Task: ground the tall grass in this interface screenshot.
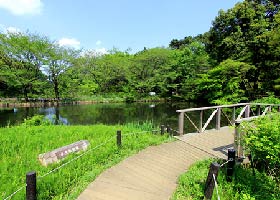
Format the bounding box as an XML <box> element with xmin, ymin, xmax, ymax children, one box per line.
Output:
<box><xmin>172</xmin><ymin>159</ymin><xmax>280</xmax><ymax>200</ymax></box>
<box><xmin>0</xmin><ymin>122</ymin><xmax>171</xmax><ymax>199</ymax></box>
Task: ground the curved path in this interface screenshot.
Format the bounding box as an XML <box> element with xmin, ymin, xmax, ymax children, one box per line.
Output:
<box><xmin>77</xmin><ymin>127</ymin><xmax>234</xmax><ymax>200</ymax></box>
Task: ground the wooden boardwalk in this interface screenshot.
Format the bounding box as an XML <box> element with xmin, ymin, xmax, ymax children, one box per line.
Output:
<box><xmin>77</xmin><ymin>127</ymin><xmax>234</xmax><ymax>200</ymax></box>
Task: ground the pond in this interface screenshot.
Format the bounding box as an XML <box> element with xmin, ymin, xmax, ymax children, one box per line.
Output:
<box><xmin>0</xmin><ymin>102</ymin><xmax>221</xmax><ymax>133</ymax></box>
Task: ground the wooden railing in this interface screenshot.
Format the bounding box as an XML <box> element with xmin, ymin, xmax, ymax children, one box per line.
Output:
<box><xmin>176</xmin><ymin>103</ymin><xmax>280</xmax><ymax>135</ymax></box>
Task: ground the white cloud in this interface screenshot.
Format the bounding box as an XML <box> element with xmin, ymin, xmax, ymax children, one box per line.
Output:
<box><xmin>0</xmin><ymin>24</ymin><xmax>21</xmax><ymax>34</ymax></box>
<box><xmin>81</xmin><ymin>48</ymin><xmax>108</xmax><ymax>57</ymax></box>
<box><xmin>96</xmin><ymin>40</ymin><xmax>102</xmax><ymax>46</ymax></box>
<box><xmin>95</xmin><ymin>47</ymin><xmax>108</xmax><ymax>55</ymax></box>
<box><xmin>6</xmin><ymin>26</ymin><xmax>21</xmax><ymax>33</ymax></box>
<box><xmin>0</xmin><ymin>0</ymin><xmax>43</xmax><ymax>15</ymax></box>
<box><xmin>58</xmin><ymin>37</ymin><xmax>81</xmax><ymax>49</ymax></box>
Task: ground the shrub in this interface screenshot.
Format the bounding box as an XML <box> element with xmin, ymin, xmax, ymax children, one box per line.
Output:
<box><xmin>241</xmin><ymin>113</ymin><xmax>280</xmax><ymax>181</ymax></box>
<box><xmin>253</xmin><ymin>93</ymin><xmax>280</xmax><ymax>104</ymax></box>
<box><xmin>21</xmin><ymin>115</ymin><xmax>52</xmax><ymax>126</ymax></box>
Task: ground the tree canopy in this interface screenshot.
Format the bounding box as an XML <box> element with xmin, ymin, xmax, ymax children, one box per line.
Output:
<box><xmin>1</xmin><ymin>0</ymin><xmax>279</xmax><ymax>104</ymax></box>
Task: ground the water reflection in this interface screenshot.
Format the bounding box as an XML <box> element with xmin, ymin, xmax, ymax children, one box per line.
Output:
<box><xmin>42</xmin><ymin>107</ymin><xmax>69</xmax><ymax>125</ymax></box>
<box><xmin>0</xmin><ymin>102</ymin><xmax>206</xmax><ymax>132</ymax></box>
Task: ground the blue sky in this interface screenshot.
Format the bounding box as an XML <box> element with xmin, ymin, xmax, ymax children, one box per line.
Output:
<box><xmin>0</xmin><ymin>0</ymin><xmax>242</xmax><ymax>53</ymax></box>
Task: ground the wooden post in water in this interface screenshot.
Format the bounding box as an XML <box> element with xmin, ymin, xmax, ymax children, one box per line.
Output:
<box><xmin>204</xmin><ymin>162</ymin><xmax>220</xmax><ymax>200</ymax></box>
<box><xmin>178</xmin><ymin>112</ymin><xmax>184</xmax><ymax>135</ymax></box>
<box><xmin>216</xmin><ymin>108</ymin><xmax>221</xmax><ymax>130</ymax></box>
<box><xmin>199</xmin><ymin>110</ymin><xmax>203</xmax><ymax>133</ymax></box>
<box><xmin>117</xmin><ymin>130</ymin><xmax>122</xmax><ymax>147</ymax></box>
<box><xmin>26</xmin><ymin>171</ymin><xmax>36</xmax><ymax>200</ymax></box>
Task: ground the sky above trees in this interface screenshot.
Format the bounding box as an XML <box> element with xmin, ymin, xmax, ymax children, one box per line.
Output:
<box><xmin>0</xmin><ymin>0</ymin><xmax>241</xmax><ymax>53</ymax></box>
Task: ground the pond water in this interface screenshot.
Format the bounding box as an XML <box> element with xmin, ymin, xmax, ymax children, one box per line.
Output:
<box><xmin>0</xmin><ymin>102</ymin><xmax>222</xmax><ymax>133</ymax></box>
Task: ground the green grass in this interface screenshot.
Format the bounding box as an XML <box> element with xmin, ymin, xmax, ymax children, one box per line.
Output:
<box><xmin>172</xmin><ymin>159</ymin><xmax>280</xmax><ymax>200</ymax></box>
<box><xmin>0</xmin><ymin>123</ymin><xmax>172</xmax><ymax>199</ymax></box>
<box><xmin>75</xmin><ymin>93</ymin><xmax>163</xmax><ymax>103</ymax></box>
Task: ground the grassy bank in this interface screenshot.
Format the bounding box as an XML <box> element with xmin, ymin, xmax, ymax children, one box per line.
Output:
<box><xmin>172</xmin><ymin>159</ymin><xmax>280</xmax><ymax>200</ymax></box>
<box><xmin>0</xmin><ymin>122</ymin><xmax>171</xmax><ymax>199</ymax></box>
<box><xmin>0</xmin><ymin>95</ymin><xmax>165</xmax><ymax>108</ymax></box>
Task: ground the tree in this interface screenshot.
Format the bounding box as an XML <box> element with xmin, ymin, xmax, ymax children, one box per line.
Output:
<box><xmin>129</xmin><ymin>47</ymin><xmax>173</xmax><ymax>97</ymax></box>
<box><xmin>205</xmin><ymin>0</ymin><xmax>280</xmax><ymax>98</ymax></box>
<box><xmin>169</xmin><ymin>42</ymin><xmax>211</xmax><ymax>100</ymax></box>
<box><xmin>0</xmin><ymin>32</ymin><xmax>49</xmax><ymax>100</ymax></box>
<box><xmin>43</xmin><ymin>43</ymin><xmax>79</xmax><ymax>100</ymax></box>
<box><xmin>199</xmin><ymin>59</ymin><xmax>255</xmax><ymax>104</ymax></box>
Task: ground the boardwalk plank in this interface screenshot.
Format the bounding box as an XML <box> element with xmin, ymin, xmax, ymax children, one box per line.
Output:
<box><xmin>77</xmin><ymin>127</ymin><xmax>234</xmax><ymax>200</ymax></box>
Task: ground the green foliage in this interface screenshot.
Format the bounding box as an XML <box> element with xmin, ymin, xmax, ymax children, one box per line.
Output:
<box><xmin>125</xmin><ymin>95</ymin><xmax>135</xmax><ymax>103</ymax></box>
<box><xmin>205</xmin><ymin>0</ymin><xmax>280</xmax><ymax>98</ymax></box>
<box><xmin>0</xmin><ymin>32</ymin><xmax>49</xmax><ymax>99</ymax></box>
<box><xmin>241</xmin><ymin>113</ymin><xmax>280</xmax><ymax>180</ymax></box>
<box><xmin>0</xmin><ymin>124</ymin><xmax>171</xmax><ymax>199</ymax></box>
<box><xmin>21</xmin><ymin>115</ymin><xmax>52</xmax><ymax>126</ymax></box>
<box><xmin>199</xmin><ymin>59</ymin><xmax>254</xmax><ymax>104</ymax></box>
<box><xmin>253</xmin><ymin>93</ymin><xmax>280</xmax><ymax>104</ymax></box>
<box><xmin>171</xmin><ymin>42</ymin><xmax>211</xmax><ymax>101</ymax></box>
<box><xmin>1</xmin><ymin>0</ymin><xmax>280</xmax><ymax>103</ymax></box>
<box><xmin>129</xmin><ymin>47</ymin><xmax>173</xmax><ymax>97</ymax></box>
<box><xmin>172</xmin><ymin>159</ymin><xmax>280</xmax><ymax>200</ymax></box>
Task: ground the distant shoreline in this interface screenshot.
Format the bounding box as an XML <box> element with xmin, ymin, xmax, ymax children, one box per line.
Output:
<box><xmin>0</xmin><ymin>99</ymin><xmax>166</xmax><ymax>108</ymax></box>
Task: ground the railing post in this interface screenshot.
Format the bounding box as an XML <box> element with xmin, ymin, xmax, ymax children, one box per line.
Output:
<box><xmin>26</xmin><ymin>171</ymin><xmax>36</xmax><ymax>200</ymax></box>
<box><xmin>216</xmin><ymin>108</ymin><xmax>221</xmax><ymax>130</ymax></box>
<box><xmin>234</xmin><ymin>122</ymin><xmax>244</xmax><ymax>159</ymax></box>
<box><xmin>245</xmin><ymin>105</ymin><xmax>250</xmax><ymax>118</ymax></box>
<box><xmin>232</xmin><ymin>106</ymin><xmax>236</xmax><ymax>125</ymax></box>
<box><xmin>234</xmin><ymin>122</ymin><xmax>240</xmax><ymax>156</ymax></box>
<box><xmin>227</xmin><ymin>149</ymin><xmax>236</xmax><ymax>182</ymax></box>
<box><xmin>199</xmin><ymin>110</ymin><xmax>203</xmax><ymax>133</ymax></box>
<box><xmin>166</xmin><ymin>125</ymin><xmax>171</xmax><ymax>135</ymax></box>
<box><xmin>257</xmin><ymin>105</ymin><xmax>261</xmax><ymax>116</ymax></box>
<box><xmin>160</xmin><ymin>125</ymin><xmax>165</xmax><ymax>135</ymax></box>
<box><xmin>178</xmin><ymin>112</ymin><xmax>184</xmax><ymax>136</ymax></box>
<box><xmin>204</xmin><ymin>162</ymin><xmax>220</xmax><ymax>200</ymax></box>
<box><xmin>117</xmin><ymin>130</ymin><xmax>122</xmax><ymax>147</ymax></box>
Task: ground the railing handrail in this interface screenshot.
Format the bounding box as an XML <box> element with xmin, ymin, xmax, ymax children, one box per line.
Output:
<box><xmin>176</xmin><ymin>103</ymin><xmax>280</xmax><ymax>113</ymax></box>
<box><xmin>235</xmin><ymin>116</ymin><xmax>260</xmax><ymax>123</ymax></box>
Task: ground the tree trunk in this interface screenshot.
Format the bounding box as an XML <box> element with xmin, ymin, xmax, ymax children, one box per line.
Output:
<box><xmin>53</xmin><ymin>78</ymin><xmax>60</xmax><ymax>101</ymax></box>
<box><xmin>23</xmin><ymin>86</ymin><xmax>28</xmax><ymax>102</ymax></box>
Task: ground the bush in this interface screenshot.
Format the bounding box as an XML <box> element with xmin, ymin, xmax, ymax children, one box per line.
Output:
<box><xmin>21</xmin><ymin>115</ymin><xmax>52</xmax><ymax>126</ymax></box>
<box><xmin>253</xmin><ymin>93</ymin><xmax>280</xmax><ymax>104</ymax></box>
<box><xmin>125</xmin><ymin>95</ymin><xmax>135</xmax><ymax>103</ymax></box>
<box><xmin>241</xmin><ymin>113</ymin><xmax>280</xmax><ymax>181</ymax></box>
<box><xmin>172</xmin><ymin>159</ymin><xmax>280</xmax><ymax>200</ymax></box>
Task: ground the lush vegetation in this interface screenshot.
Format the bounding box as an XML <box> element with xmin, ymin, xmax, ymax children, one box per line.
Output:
<box><xmin>0</xmin><ymin>117</ymin><xmax>172</xmax><ymax>199</ymax></box>
<box><xmin>172</xmin><ymin>112</ymin><xmax>280</xmax><ymax>200</ymax></box>
<box><xmin>171</xmin><ymin>159</ymin><xmax>280</xmax><ymax>200</ymax></box>
<box><xmin>241</xmin><ymin>113</ymin><xmax>280</xmax><ymax>182</ymax></box>
<box><xmin>1</xmin><ymin>0</ymin><xmax>280</xmax><ymax>104</ymax></box>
